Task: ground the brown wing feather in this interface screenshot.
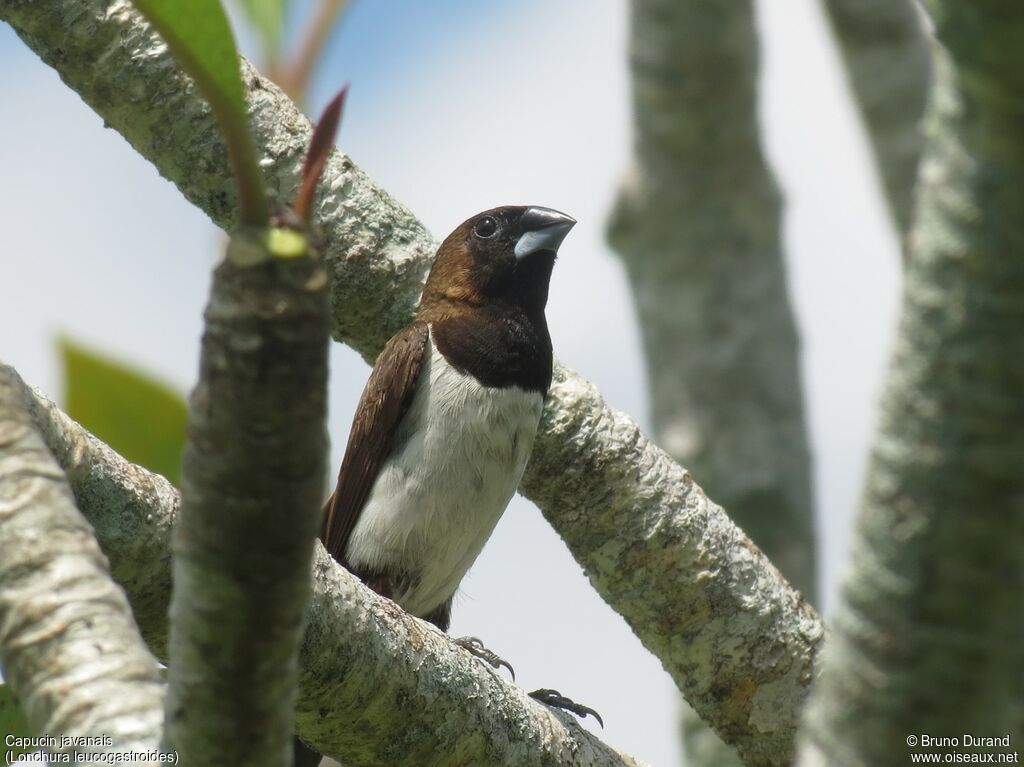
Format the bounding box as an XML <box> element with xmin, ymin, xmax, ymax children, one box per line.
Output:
<box><xmin>321</xmin><ymin>322</ymin><xmax>430</xmax><ymax>564</ymax></box>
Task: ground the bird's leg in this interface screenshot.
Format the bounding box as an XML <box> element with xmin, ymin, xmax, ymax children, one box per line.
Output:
<box><xmin>452</xmin><ymin>637</ymin><xmax>603</xmax><ymax>726</ymax></box>
<box><xmin>453</xmin><ymin>637</ymin><xmax>602</xmax><ymax>725</ymax></box>
<box><xmin>529</xmin><ymin>688</ymin><xmax>604</xmax><ymax>728</ymax></box>
<box><xmin>453</xmin><ymin>636</ymin><xmax>516</xmax><ymax>680</ymax></box>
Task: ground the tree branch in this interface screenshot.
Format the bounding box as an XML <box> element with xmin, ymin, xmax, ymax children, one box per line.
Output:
<box><xmin>798</xmin><ymin>4</ymin><xmax>1024</xmax><ymax>764</ymax></box>
<box><xmin>8</xmin><ymin>368</ymin><xmax>645</xmax><ymax>767</ymax></box>
<box><xmin>608</xmin><ymin>1</ymin><xmax>817</xmax><ymax>762</ymax></box>
<box><xmin>822</xmin><ymin>0</ymin><xmax>931</xmax><ymax>243</ymax></box>
<box><xmin>0</xmin><ymin>2</ymin><xmax>826</xmax><ymax>763</ymax></box>
<box><xmin>609</xmin><ymin>0</ymin><xmax>816</xmax><ymax>603</ymax></box>
<box><xmin>163</xmin><ymin>233</ymin><xmax>330</xmax><ymax>764</ymax></box>
<box><xmin>18</xmin><ymin>364</ymin><xmax>179</xmax><ymax>656</ymax></box>
<box><xmin>0</xmin><ymin>365</ymin><xmax>164</xmax><ymax>762</ymax></box>
<box><xmin>522</xmin><ymin>370</ymin><xmax>823</xmax><ymax>766</ymax></box>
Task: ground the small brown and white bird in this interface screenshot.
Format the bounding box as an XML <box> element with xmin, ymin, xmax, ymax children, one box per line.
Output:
<box><xmin>321</xmin><ymin>205</ymin><xmax>573</xmax><ymax>630</ymax></box>
<box><xmin>295</xmin><ymin>206</ymin><xmax>595</xmax><ymax>766</ymax></box>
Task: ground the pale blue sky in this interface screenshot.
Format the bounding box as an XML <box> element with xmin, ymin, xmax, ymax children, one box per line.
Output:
<box><xmin>1</xmin><ymin>2</ymin><xmax>902</xmax><ymax>764</ymax></box>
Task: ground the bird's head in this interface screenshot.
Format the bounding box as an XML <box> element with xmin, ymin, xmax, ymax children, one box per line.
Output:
<box><xmin>419</xmin><ymin>205</ymin><xmax>575</xmax><ymax>319</ymax></box>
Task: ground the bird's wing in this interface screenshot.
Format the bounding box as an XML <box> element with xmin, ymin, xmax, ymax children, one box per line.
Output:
<box><xmin>321</xmin><ymin>321</ymin><xmax>430</xmax><ymax>564</ymax></box>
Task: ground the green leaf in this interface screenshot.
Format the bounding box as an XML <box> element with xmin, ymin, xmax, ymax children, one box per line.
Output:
<box><xmin>131</xmin><ymin>0</ymin><xmax>269</xmax><ymax>225</ymax></box>
<box><xmin>234</xmin><ymin>0</ymin><xmax>288</xmax><ymax>59</ymax></box>
<box><xmin>0</xmin><ymin>684</ymin><xmax>32</xmax><ymax>761</ymax></box>
<box><xmin>59</xmin><ymin>339</ymin><xmax>188</xmax><ymax>486</ymax></box>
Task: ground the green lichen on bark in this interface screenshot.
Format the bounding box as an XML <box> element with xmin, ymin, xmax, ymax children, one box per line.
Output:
<box><xmin>799</xmin><ymin>5</ymin><xmax>1024</xmax><ymax>765</ymax></box>
<box><xmin>522</xmin><ymin>369</ymin><xmax>824</xmax><ymax>767</ymax></box>
<box><xmin>609</xmin><ymin>2</ymin><xmax>816</xmax><ymax>763</ymax></box>
<box><xmin>8</xmin><ymin>370</ymin><xmax>647</xmax><ymax>767</ymax></box>
<box><xmin>0</xmin><ymin>366</ymin><xmax>165</xmax><ymax>763</ymax></box>
<box><xmin>1</xmin><ymin>1</ymin><xmax>829</xmax><ymax>761</ymax></box>
<box><xmin>164</xmin><ymin>234</ymin><xmax>330</xmax><ymax>766</ymax></box>
<box><xmin>822</xmin><ymin>0</ymin><xmax>930</xmax><ymax>241</ymax></box>
<box><xmin>0</xmin><ymin>0</ymin><xmax>433</xmax><ymax>359</ymax></box>
<box><xmin>609</xmin><ymin>0</ymin><xmax>816</xmax><ymax>607</ymax></box>
<box><xmin>19</xmin><ymin>373</ymin><xmax>179</xmax><ymax>657</ymax></box>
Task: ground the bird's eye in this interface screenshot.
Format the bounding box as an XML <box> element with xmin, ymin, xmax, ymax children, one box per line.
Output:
<box><xmin>473</xmin><ymin>216</ymin><xmax>499</xmax><ymax>239</ymax></box>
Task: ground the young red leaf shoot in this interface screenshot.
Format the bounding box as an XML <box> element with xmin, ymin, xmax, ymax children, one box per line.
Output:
<box><xmin>293</xmin><ymin>85</ymin><xmax>348</xmax><ymax>223</ymax></box>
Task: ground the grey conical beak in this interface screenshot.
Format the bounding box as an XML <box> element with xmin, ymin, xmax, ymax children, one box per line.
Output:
<box><xmin>514</xmin><ymin>206</ymin><xmax>576</xmax><ymax>259</ymax></box>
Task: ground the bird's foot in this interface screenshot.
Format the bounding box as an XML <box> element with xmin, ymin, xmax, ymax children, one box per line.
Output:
<box><xmin>454</xmin><ymin>636</ymin><xmax>516</xmax><ymax>680</ymax></box>
<box><xmin>529</xmin><ymin>688</ymin><xmax>604</xmax><ymax>728</ymax></box>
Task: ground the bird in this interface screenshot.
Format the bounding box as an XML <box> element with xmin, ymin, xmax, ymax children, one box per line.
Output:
<box><xmin>296</xmin><ymin>205</ymin><xmax>593</xmax><ymax>766</ymax></box>
<box><xmin>321</xmin><ymin>204</ymin><xmax>572</xmax><ymax>629</ymax></box>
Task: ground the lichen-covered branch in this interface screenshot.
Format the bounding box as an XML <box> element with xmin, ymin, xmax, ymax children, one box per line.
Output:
<box><xmin>162</xmin><ymin>234</ymin><xmax>330</xmax><ymax>765</ymax></box>
<box><xmin>19</xmin><ymin>368</ymin><xmax>179</xmax><ymax>657</ymax></box>
<box><xmin>822</xmin><ymin>0</ymin><xmax>931</xmax><ymax>241</ymax></box>
<box><xmin>798</xmin><ymin>6</ymin><xmax>1024</xmax><ymax>765</ymax></box>
<box><xmin>523</xmin><ymin>369</ymin><xmax>823</xmax><ymax>767</ymax></box>
<box><xmin>1</xmin><ymin>0</ymin><xmax>430</xmax><ymax>361</ymax></box>
<box><xmin>608</xmin><ymin>2</ymin><xmax>817</xmax><ymax>762</ymax></box>
<box><xmin>9</xmin><ymin>372</ymin><xmax>646</xmax><ymax>767</ymax></box>
<box><xmin>0</xmin><ymin>365</ymin><xmax>164</xmax><ymax>763</ymax></box>
<box><xmin>610</xmin><ymin>0</ymin><xmax>815</xmax><ymax>603</ymax></box>
<box><xmin>1</xmin><ymin>1</ymin><xmax>827</xmax><ymax>762</ymax></box>
<box><xmin>299</xmin><ymin>546</ymin><xmax>648</xmax><ymax>767</ymax></box>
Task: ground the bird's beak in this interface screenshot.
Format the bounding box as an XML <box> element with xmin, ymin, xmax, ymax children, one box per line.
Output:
<box><xmin>514</xmin><ymin>206</ymin><xmax>577</xmax><ymax>259</ymax></box>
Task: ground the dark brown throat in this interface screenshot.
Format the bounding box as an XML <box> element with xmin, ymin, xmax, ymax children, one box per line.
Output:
<box><xmin>428</xmin><ymin>305</ymin><xmax>553</xmax><ymax>394</ymax></box>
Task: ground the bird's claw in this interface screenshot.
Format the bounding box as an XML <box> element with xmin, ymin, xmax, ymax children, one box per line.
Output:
<box><xmin>452</xmin><ymin>640</ymin><xmax>601</xmax><ymax>727</ymax></box>
<box><xmin>454</xmin><ymin>636</ymin><xmax>516</xmax><ymax>681</ymax></box>
<box><xmin>529</xmin><ymin>688</ymin><xmax>604</xmax><ymax>728</ymax></box>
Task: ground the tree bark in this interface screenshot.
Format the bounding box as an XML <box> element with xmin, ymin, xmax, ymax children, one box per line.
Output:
<box><xmin>608</xmin><ymin>2</ymin><xmax>817</xmax><ymax>763</ymax></box>
<box><xmin>821</xmin><ymin>0</ymin><xmax>931</xmax><ymax>242</ymax></box>
<box><xmin>798</xmin><ymin>4</ymin><xmax>1024</xmax><ymax>765</ymax></box>
<box><xmin>5</xmin><ymin>368</ymin><xmax>647</xmax><ymax>767</ymax></box>
<box><xmin>163</xmin><ymin>232</ymin><xmax>330</xmax><ymax>766</ymax></box>
<box><xmin>9</xmin><ymin>361</ymin><xmax>826</xmax><ymax>767</ymax></box>
<box><xmin>0</xmin><ymin>2</ymin><xmax>827</xmax><ymax>763</ymax></box>
<box><xmin>0</xmin><ymin>365</ymin><xmax>165</xmax><ymax>764</ymax></box>
<box><xmin>522</xmin><ymin>369</ymin><xmax>822</xmax><ymax>767</ymax></box>
<box><xmin>17</xmin><ymin>367</ymin><xmax>180</xmax><ymax>656</ymax></box>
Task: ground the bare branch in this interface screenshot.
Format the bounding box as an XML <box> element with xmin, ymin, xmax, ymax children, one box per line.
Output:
<box><xmin>523</xmin><ymin>369</ymin><xmax>824</xmax><ymax>767</ymax></box>
<box><xmin>163</xmin><ymin>233</ymin><xmax>330</xmax><ymax>765</ymax></box>
<box><xmin>18</xmin><ymin>369</ymin><xmax>179</xmax><ymax>656</ymax></box>
<box><xmin>609</xmin><ymin>1</ymin><xmax>817</xmax><ymax>764</ymax></box>
<box><xmin>799</xmin><ymin>5</ymin><xmax>1024</xmax><ymax>764</ymax></box>
<box><xmin>0</xmin><ymin>2</ymin><xmax>827</xmax><ymax>762</ymax></box>
<box><xmin>822</xmin><ymin>0</ymin><xmax>931</xmax><ymax>242</ymax></box>
<box><xmin>10</xmin><ymin>371</ymin><xmax>646</xmax><ymax>767</ymax></box>
<box><xmin>300</xmin><ymin>544</ymin><xmax>649</xmax><ymax>767</ymax></box>
<box><xmin>609</xmin><ymin>0</ymin><xmax>816</xmax><ymax>603</ymax></box>
<box><xmin>0</xmin><ymin>365</ymin><xmax>164</xmax><ymax>762</ymax></box>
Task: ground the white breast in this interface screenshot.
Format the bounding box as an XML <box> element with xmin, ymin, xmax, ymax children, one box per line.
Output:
<box><xmin>345</xmin><ymin>328</ymin><xmax>544</xmax><ymax>617</ymax></box>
